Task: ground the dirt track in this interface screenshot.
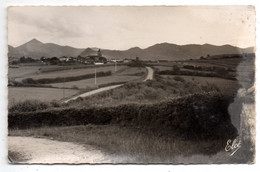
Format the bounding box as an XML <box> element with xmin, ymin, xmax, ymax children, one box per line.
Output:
<box><xmin>143</xmin><ymin>67</ymin><xmax>154</xmax><ymax>81</ymax></box>
<box><xmin>8</xmin><ymin>136</ymin><xmax>112</xmax><ymax>164</ymax></box>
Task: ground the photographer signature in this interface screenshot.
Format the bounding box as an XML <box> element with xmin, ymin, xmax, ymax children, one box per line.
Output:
<box><xmin>225</xmin><ymin>139</ymin><xmax>241</xmax><ymax>156</ymax></box>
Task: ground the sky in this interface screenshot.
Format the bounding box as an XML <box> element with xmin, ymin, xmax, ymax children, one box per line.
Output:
<box><xmin>8</xmin><ymin>6</ymin><xmax>255</xmax><ymax>50</ymax></box>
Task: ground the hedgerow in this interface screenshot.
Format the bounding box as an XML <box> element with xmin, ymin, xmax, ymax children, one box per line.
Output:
<box><xmin>8</xmin><ymin>92</ymin><xmax>237</xmax><ymax>140</ymax></box>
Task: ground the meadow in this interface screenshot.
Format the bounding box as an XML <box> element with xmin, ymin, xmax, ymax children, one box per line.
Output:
<box><xmin>8</xmin><ymin>64</ymin><xmax>146</xmax><ymax>103</ymax></box>
<box><xmin>48</xmin><ymin>67</ymin><xmax>146</xmax><ymax>89</ymax></box>
<box><xmin>161</xmin><ymin>75</ymin><xmax>240</xmax><ymax>96</ymax></box>
<box><xmin>8</xmin><ymin>87</ymin><xmax>78</xmax><ymax>106</ymax></box>
<box><xmin>13</xmin><ymin>65</ymin><xmax>126</xmax><ymax>82</ymax></box>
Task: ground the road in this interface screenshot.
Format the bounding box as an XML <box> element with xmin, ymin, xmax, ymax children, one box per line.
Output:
<box><xmin>63</xmin><ymin>84</ymin><xmax>123</xmax><ymax>103</ymax></box>
<box><xmin>8</xmin><ymin>136</ymin><xmax>112</xmax><ymax>164</ymax></box>
<box><xmin>143</xmin><ymin>66</ymin><xmax>154</xmax><ymax>81</ymax></box>
<box><xmin>63</xmin><ymin>66</ymin><xmax>153</xmax><ymax>103</ymax></box>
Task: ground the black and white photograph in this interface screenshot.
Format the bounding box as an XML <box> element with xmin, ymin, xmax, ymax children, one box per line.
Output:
<box><xmin>6</xmin><ymin>6</ymin><xmax>255</xmax><ymax>164</ymax></box>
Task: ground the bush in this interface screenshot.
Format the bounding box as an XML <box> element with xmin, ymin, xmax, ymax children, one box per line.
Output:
<box><xmin>9</xmin><ymin>100</ymin><xmax>50</xmax><ymax>113</ymax></box>
<box><xmin>173</xmin><ymin>76</ymin><xmax>185</xmax><ymax>83</ymax></box>
<box><xmin>172</xmin><ymin>65</ymin><xmax>180</xmax><ymax>74</ymax></box>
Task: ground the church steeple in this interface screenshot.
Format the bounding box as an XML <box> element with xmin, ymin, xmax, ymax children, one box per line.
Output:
<box><xmin>97</xmin><ymin>49</ymin><xmax>102</xmax><ymax>57</ymax></box>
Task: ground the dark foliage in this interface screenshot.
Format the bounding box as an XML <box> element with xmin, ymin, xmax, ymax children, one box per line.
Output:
<box><xmin>9</xmin><ymin>93</ymin><xmax>237</xmax><ymax>141</ymax></box>
<box><xmin>19</xmin><ymin>56</ymin><xmax>37</xmax><ymax>63</ymax></box>
<box><xmin>9</xmin><ymin>100</ymin><xmax>50</xmax><ymax>113</ymax></box>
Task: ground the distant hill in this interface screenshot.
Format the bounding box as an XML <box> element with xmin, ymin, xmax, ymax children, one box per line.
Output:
<box><xmin>9</xmin><ymin>39</ymin><xmax>255</xmax><ymax>61</ymax></box>
<box><xmin>9</xmin><ymin>39</ymin><xmax>84</xmax><ymax>59</ymax></box>
<box><xmin>79</xmin><ymin>48</ymin><xmax>97</xmax><ymax>57</ymax></box>
<box><xmin>8</xmin><ymin>45</ymin><xmax>21</xmax><ymax>58</ymax></box>
<box><xmin>80</xmin><ymin>43</ymin><xmax>254</xmax><ymax>61</ymax></box>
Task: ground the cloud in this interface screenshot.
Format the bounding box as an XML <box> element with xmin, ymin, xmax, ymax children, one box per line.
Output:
<box><xmin>8</xmin><ymin>6</ymin><xmax>256</xmax><ymax>49</ymax></box>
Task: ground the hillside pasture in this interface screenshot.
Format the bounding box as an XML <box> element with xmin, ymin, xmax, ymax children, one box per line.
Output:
<box><xmin>8</xmin><ymin>87</ymin><xmax>78</xmax><ymax>106</ymax></box>
<box><xmin>162</xmin><ymin>75</ymin><xmax>240</xmax><ymax>96</ymax></box>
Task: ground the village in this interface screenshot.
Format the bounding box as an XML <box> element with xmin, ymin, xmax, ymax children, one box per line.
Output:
<box><xmin>9</xmin><ymin>49</ymin><xmax>134</xmax><ymax>66</ymax></box>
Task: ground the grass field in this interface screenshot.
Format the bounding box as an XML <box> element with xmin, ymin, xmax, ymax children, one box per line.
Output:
<box><xmin>47</xmin><ymin>67</ymin><xmax>146</xmax><ymax>89</ymax></box>
<box><xmin>8</xmin><ymin>66</ymin><xmax>147</xmax><ymax>106</ymax></box>
<box><xmin>181</xmin><ymin>58</ymin><xmax>244</xmax><ymax>69</ymax></box>
<box><xmin>8</xmin><ymin>87</ymin><xmax>78</xmax><ymax>106</ymax></box>
<box><xmin>153</xmin><ymin>66</ymin><xmax>173</xmax><ymax>71</ymax></box>
<box><xmin>13</xmin><ymin>65</ymin><xmax>126</xmax><ymax>82</ymax></box>
<box><xmin>8</xmin><ymin>66</ymin><xmax>42</xmax><ymax>80</ymax></box>
<box><xmin>48</xmin><ymin>75</ymin><xmax>141</xmax><ymax>89</ymax></box>
<box><xmin>162</xmin><ymin>75</ymin><xmax>240</xmax><ymax>95</ymax></box>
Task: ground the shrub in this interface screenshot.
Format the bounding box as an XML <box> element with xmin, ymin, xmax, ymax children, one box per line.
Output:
<box><xmin>9</xmin><ymin>100</ymin><xmax>50</xmax><ymax>113</ymax></box>
<box><xmin>173</xmin><ymin>76</ymin><xmax>185</xmax><ymax>83</ymax></box>
<box><xmin>172</xmin><ymin>65</ymin><xmax>180</xmax><ymax>74</ymax></box>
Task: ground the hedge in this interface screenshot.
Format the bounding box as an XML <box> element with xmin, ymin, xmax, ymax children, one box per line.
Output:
<box><xmin>8</xmin><ymin>92</ymin><xmax>237</xmax><ymax>140</ymax></box>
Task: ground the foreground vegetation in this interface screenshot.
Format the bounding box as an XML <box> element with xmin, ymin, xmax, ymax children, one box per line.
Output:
<box><xmin>9</xmin><ymin>124</ymin><xmax>233</xmax><ymax>163</ymax></box>
<box><xmin>8</xmin><ymin>54</ymin><xmax>255</xmax><ymax>163</ymax></box>
<box><xmin>9</xmin><ymin>91</ymin><xmax>237</xmax><ymax>161</ymax></box>
<box><xmin>9</xmin><ymin>91</ymin><xmax>238</xmax><ymax>162</ymax></box>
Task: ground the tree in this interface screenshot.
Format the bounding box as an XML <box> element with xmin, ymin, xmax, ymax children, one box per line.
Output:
<box><xmin>19</xmin><ymin>56</ymin><xmax>25</xmax><ymax>63</ymax></box>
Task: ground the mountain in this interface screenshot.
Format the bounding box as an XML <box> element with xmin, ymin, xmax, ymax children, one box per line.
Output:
<box><xmin>9</xmin><ymin>39</ymin><xmax>255</xmax><ymax>61</ymax></box>
<box><xmin>9</xmin><ymin>39</ymin><xmax>84</xmax><ymax>59</ymax></box>
<box><xmin>80</xmin><ymin>43</ymin><xmax>255</xmax><ymax>61</ymax></box>
<box><xmin>79</xmin><ymin>48</ymin><xmax>97</xmax><ymax>57</ymax></box>
<box><xmin>8</xmin><ymin>45</ymin><xmax>21</xmax><ymax>58</ymax></box>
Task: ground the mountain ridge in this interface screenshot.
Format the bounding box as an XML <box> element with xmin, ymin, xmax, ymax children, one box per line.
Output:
<box><xmin>9</xmin><ymin>39</ymin><xmax>255</xmax><ymax>61</ymax></box>
<box><xmin>9</xmin><ymin>39</ymin><xmax>85</xmax><ymax>59</ymax></box>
